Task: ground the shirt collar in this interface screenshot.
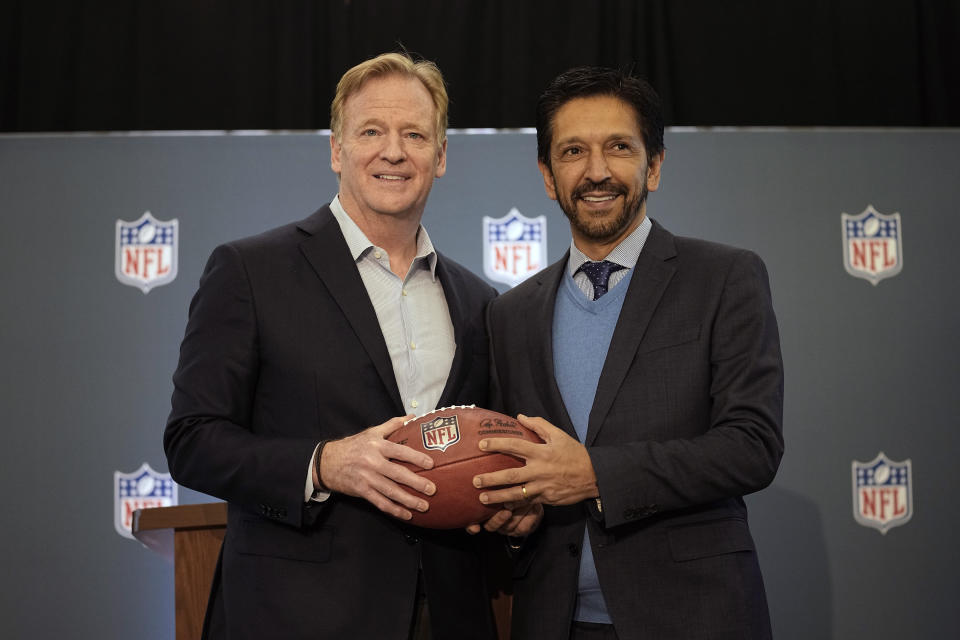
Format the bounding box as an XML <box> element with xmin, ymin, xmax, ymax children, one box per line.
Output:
<box><xmin>567</xmin><ymin>215</ymin><xmax>652</xmax><ymax>276</ymax></box>
<box><xmin>329</xmin><ymin>195</ymin><xmax>439</xmax><ymax>279</ymax></box>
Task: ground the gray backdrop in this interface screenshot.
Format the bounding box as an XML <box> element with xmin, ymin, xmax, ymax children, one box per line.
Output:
<box><xmin>1</xmin><ymin>129</ymin><xmax>957</xmax><ymax>638</ymax></box>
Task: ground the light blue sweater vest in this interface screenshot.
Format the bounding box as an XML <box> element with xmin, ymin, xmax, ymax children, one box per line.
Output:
<box><xmin>552</xmin><ymin>267</ymin><xmax>634</xmax><ymax>623</ymax></box>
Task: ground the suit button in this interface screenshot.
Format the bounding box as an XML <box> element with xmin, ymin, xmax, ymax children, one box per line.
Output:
<box><xmin>404</xmin><ymin>533</ymin><xmax>419</xmax><ymax>545</ymax></box>
<box><xmin>567</xmin><ymin>543</ymin><xmax>579</xmax><ymax>557</ymax></box>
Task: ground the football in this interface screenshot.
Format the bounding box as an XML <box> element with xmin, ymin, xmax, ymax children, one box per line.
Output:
<box><xmin>387</xmin><ymin>405</ymin><xmax>542</xmax><ymax>529</ymax></box>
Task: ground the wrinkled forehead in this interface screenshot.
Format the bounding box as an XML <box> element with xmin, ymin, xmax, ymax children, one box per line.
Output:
<box><xmin>344</xmin><ymin>73</ymin><xmax>442</xmax><ymax>136</ymax></box>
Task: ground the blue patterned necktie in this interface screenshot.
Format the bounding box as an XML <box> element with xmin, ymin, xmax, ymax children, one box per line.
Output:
<box><xmin>577</xmin><ymin>260</ymin><xmax>626</xmax><ymax>299</ymax></box>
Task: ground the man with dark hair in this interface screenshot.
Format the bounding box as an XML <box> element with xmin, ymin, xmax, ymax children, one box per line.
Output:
<box><xmin>165</xmin><ymin>52</ymin><xmax>498</xmax><ymax>639</ymax></box>
<box><xmin>473</xmin><ymin>66</ymin><xmax>784</xmax><ymax>639</ymax></box>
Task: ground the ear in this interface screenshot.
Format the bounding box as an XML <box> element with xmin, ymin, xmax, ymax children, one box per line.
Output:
<box><xmin>330</xmin><ymin>134</ymin><xmax>342</xmax><ymax>175</ymax></box>
<box><xmin>538</xmin><ymin>160</ymin><xmax>558</xmax><ymax>201</ymax></box>
<box><xmin>646</xmin><ymin>149</ymin><xmax>665</xmax><ymax>192</ymax></box>
<box><xmin>434</xmin><ymin>138</ymin><xmax>447</xmax><ymax>178</ymax></box>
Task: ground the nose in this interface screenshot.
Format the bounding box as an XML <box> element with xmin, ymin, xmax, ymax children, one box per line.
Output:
<box><xmin>584</xmin><ymin>149</ymin><xmax>611</xmax><ymax>183</ymax></box>
<box><xmin>381</xmin><ymin>131</ymin><xmax>406</xmax><ymax>163</ymax></box>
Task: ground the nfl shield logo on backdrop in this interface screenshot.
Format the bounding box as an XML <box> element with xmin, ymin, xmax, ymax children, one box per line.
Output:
<box><xmin>115</xmin><ymin>211</ymin><xmax>178</xmax><ymax>293</ymax></box>
<box><xmin>483</xmin><ymin>208</ymin><xmax>547</xmax><ymax>287</ymax></box>
<box><xmin>842</xmin><ymin>205</ymin><xmax>902</xmax><ymax>285</ymax></box>
<box><xmin>421</xmin><ymin>416</ymin><xmax>461</xmax><ymax>452</ymax></box>
<box><xmin>852</xmin><ymin>452</ymin><xmax>912</xmax><ymax>534</ymax></box>
<box><xmin>114</xmin><ymin>463</ymin><xmax>177</xmax><ymax>539</ymax></box>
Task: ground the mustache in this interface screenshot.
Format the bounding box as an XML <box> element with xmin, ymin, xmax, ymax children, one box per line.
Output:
<box><xmin>572</xmin><ymin>179</ymin><xmax>628</xmax><ymax>200</ymax></box>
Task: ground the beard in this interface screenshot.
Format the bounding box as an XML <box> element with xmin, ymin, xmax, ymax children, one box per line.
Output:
<box><xmin>555</xmin><ymin>173</ymin><xmax>649</xmax><ymax>244</ymax></box>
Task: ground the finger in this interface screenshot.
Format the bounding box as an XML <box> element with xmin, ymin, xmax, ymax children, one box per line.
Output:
<box><xmin>516</xmin><ymin>414</ymin><xmax>555</xmax><ymax>442</ymax></box>
<box><xmin>364</xmin><ymin>472</ymin><xmax>431</xmax><ymax>514</ymax></box>
<box><xmin>369</xmin><ymin>416</ymin><xmax>433</xmax><ymax>470</ymax></box>
<box><xmin>360</xmin><ymin>484</ymin><xmax>415</xmax><ymax>521</ymax></box>
<box><xmin>511</xmin><ymin>511</ymin><xmax>542</xmax><ymax>537</ymax></box>
<box><xmin>478</xmin><ymin>436</ymin><xmax>539</xmax><ymax>458</ymax></box>
<box><xmin>478</xmin><ymin>485</ymin><xmax>528</xmax><ymax>506</ymax></box>
<box><xmin>482</xmin><ymin>509</ymin><xmax>515</xmax><ymax>533</ymax></box>
<box><xmin>501</xmin><ymin>502</ymin><xmax>543</xmax><ymax>536</ymax></box>
<box><xmin>378</xmin><ymin>459</ymin><xmax>436</xmax><ymax>496</ymax></box>
<box><xmin>465</xmin><ymin>524</ymin><xmax>482</xmax><ymax>535</ymax></box>
<box><xmin>505</xmin><ymin>501</ymin><xmax>541</xmax><ymax>516</ymax></box>
<box><xmin>381</xmin><ymin>439</ymin><xmax>435</xmax><ymax>470</ymax></box>
<box><xmin>501</xmin><ymin>514</ymin><xmax>529</xmax><ymax>537</ymax></box>
<box><xmin>372</xmin><ymin>414</ymin><xmax>417</xmax><ymax>437</ymax></box>
<box><xmin>373</xmin><ymin>498</ymin><xmax>414</xmax><ymax>521</ymax></box>
<box><xmin>473</xmin><ymin>466</ymin><xmax>527</xmax><ymax>490</ymax></box>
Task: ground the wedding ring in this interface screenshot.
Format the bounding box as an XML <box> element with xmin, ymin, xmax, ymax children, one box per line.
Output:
<box><xmin>521</xmin><ymin>485</ymin><xmax>528</xmax><ymax>500</ymax></box>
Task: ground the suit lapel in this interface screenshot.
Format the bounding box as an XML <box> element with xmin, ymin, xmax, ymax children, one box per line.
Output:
<box><xmin>435</xmin><ymin>256</ymin><xmax>465</xmax><ymax>408</ymax></box>
<box><xmin>296</xmin><ymin>206</ymin><xmax>404</xmax><ymax>414</ymax></box>
<box><xmin>529</xmin><ymin>255</ymin><xmax>579</xmax><ymax>440</ymax></box>
<box><xmin>585</xmin><ymin>221</ymin><xmax>678</xmax><ymax>446</ymax></box>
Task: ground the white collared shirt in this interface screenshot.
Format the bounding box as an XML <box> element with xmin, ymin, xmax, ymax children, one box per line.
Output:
<box><xmin>329</xmin><ymin>195</ymin><xmax>455</xmax><ymax>414</ymax></box>
<box><xmin>307</xmin><ymin>196</ymin><xmax>456</xmax><ymax>501</ymax></box>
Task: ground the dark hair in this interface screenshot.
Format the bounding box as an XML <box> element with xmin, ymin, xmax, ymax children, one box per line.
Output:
<box><xmin>536</xmin><ymin>66</ymin><xmax>665</xmax><ymax>168</ymax></box>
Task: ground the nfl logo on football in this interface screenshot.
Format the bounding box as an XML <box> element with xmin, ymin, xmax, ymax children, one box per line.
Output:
<box><xmin>852</xmin><ymin>452</ymin><xmax>912</xmax><ymax>534</ymax></box>
<box><xmin>841</xmin><ymin>205</ymin><xmax>902</xmax><ymax>285</ymax></box>
<box><xmin>483</xmin><ymin>208</ymin><xmax>547</xmax><ymax>287</ymax></box>
<box><xmin>115</xmin><ymin>211</ymin><xmax>179</xmax><ymax>293</ymax></box>
<box><xmin>114</xmin><ymin>463</ymin><xmax>177</xmax><ymax>540</ymax></box>
<box><xmin>421</xmin><ymin>416</ymin><xmax>461</xmax><ymax>452</ymax></box>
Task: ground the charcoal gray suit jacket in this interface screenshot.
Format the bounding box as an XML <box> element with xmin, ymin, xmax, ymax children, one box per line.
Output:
<box><xmin>165</xmin><ymin>204</ymin><xmax>498</xmax><ymax>639</ymax></box>
<box><xmin>488</xmin><ymin>219</ymin><xmax>784</xmax><ymax>640</ymax></box>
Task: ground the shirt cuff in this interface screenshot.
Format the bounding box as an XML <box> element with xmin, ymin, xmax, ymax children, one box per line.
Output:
<box><xmin>305</xmin><ymin>442</ymin><xmax>331</xmax><ymax>503</ymax></box>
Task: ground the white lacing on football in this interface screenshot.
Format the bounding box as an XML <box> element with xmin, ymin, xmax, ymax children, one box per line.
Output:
<box><xmin>403</xmin><ymin>404</ymin><xmax>477</xmax><ymax>425</ymax></box>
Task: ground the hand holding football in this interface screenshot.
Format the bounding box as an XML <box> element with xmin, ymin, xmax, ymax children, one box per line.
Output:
<box><xmin>387</xmin><ymin>405</ymin><xmax>542</xmax><ymax>529</ymax></box>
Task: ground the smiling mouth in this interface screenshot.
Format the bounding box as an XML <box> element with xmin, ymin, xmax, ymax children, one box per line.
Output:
<box><xmin>375</xmin><ymin>174</ymin><xmax>407</xmax><ymax>181</ymax></box>
<box><xmin>580</xmin><ymin>194</ymin><xmax>620</xmax><ymax>202</ymax></box>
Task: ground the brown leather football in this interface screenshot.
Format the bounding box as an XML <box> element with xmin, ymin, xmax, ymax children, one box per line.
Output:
<box><xmin>387</xmin><ymin>405</ymin><xmax>542</xmax><ymax>529</ymax></box>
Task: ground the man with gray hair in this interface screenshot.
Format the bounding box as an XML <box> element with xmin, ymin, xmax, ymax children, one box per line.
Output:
<box><xmin>165</xmin><ymin>52</ymin><xmax>498</xmax><ymax>639</ymax></box>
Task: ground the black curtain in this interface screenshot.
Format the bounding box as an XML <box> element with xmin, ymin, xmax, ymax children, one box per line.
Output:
<box><xmin>1</xmin><ymin>0</ymin><xmax>958</xmax><ymax>132</ymax></box>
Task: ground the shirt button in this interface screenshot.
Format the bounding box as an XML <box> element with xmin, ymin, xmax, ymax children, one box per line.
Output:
<box><xmin>410</xmin><ymin>341</ymin><xmax>417</xmax><ymax>349</ymax></box>
<box><xmin>402</xmin><ymin>289</ymin><xmax>408</xmax><ymax>296</ymax></box>
<box><xmin>411</xmin><ymin>400</ymin><xmax>419</xmax><ymax>409</ymax></box>
<box><xmin>374</xmin><ymin>251</ymin><xmax>382</xmax><ymax>259</ymax></box>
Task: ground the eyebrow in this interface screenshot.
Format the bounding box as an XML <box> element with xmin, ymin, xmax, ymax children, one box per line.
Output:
<box><xmin>554</xmin><ymin>132</ymin><xmax>640</xmax><ymax>147</ymax></box>
<box><xmin>353</xmin><ymin>117</ymin><xmax>432</xmax><ymax>134</ymax></box>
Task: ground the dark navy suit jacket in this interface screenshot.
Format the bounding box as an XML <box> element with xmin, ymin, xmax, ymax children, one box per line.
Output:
<box><xmin>488</xmin><ymin>220</ymin><xmax>784</xmax><ymax>640</ymax></box>
<box><xmin>165</xmin><ymin>205</ymin><xmax>498</xmax><ymax>639</ymax></box>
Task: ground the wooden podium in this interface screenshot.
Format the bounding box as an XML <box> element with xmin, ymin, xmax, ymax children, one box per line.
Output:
<box><xmin>134</xmin><ymin>501</ymin><xmax>512</xmax><ymax>639</ymax></box>
<box><xmin>133</xmin><ymin>502</ymin><xmax>227</xmax><ymax>640</ymax></box>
